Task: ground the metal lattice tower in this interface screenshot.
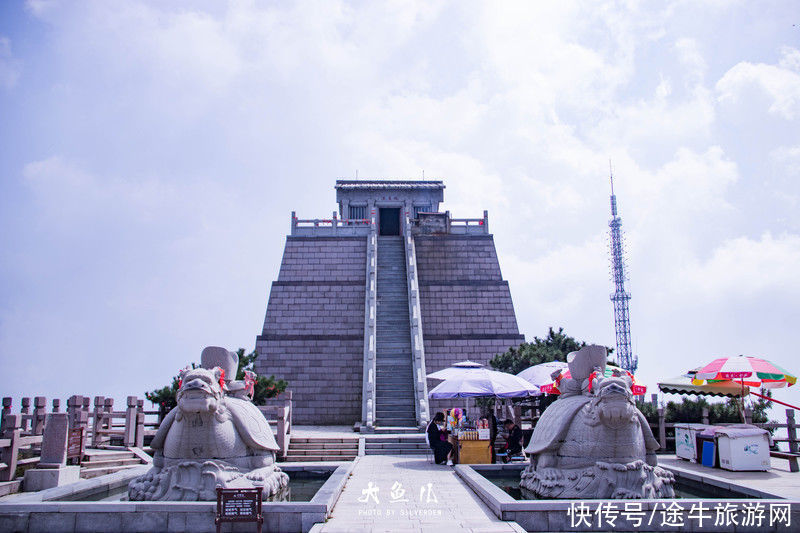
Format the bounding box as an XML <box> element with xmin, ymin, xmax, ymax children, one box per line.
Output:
<box><xmin>608</xmin><ymin>166</ymin><xmax>638</xmax><ymax>373</ymax></box>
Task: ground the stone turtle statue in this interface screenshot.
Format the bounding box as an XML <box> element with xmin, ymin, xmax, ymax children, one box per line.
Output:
<box><xmin>520</xmin><ymin>345</ymin><xmax>675</xmax><ymax>499</ymax></box>
<box><xmin>129</xmin><ymin>348</ymin><xmax>289</xmax><ymax>501</ymax></box>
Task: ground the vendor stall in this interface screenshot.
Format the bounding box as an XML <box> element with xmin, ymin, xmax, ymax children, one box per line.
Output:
<box><xmin>448</xmin><ymin>428</ymin><xmax>492</xmax><ymax>464</ymax></box>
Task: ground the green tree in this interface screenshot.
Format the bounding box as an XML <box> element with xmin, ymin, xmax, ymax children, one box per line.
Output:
<box><xmin>234</xmin><ymin>348</ymin><xmax>288</xmax><ymax>405</ymax></box>
<box><xmin>145</xmin><ymin>349</ymin><xmax>287</xmax><ymax>416</ymax></box>
<box><xmin>489</xmin><ymin>327</ymin><xmax>614</xmax><ymax>375</ymax></box>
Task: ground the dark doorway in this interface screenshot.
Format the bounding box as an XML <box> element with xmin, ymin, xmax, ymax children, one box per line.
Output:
<box><xmin>379</xmin><ymin>208</ymin><xmax>401</xmax><ymax>235</ymax></box>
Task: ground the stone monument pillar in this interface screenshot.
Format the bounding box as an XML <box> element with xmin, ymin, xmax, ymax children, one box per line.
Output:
<box><xmin>23</xmin><ymin>413</ymin><xmax>80</xmax><ymax>491</ymax></box>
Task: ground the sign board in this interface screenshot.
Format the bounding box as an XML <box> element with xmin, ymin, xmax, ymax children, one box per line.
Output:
<box><xmin>66</xmin><ymin>427</ymin><xmax>83</xmax><ymax>465</ymax></box>
<box><xmin>215</xmin><ymin>487</ymin><xmax>263</xmax><ymax>533</ymax></box>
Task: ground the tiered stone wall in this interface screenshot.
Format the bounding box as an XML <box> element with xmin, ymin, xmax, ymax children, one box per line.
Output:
<box><xmin>255</xmin><ymin>236</ymin><xmax>366</xmax><ymax>425</ymax></box>
<box><xmin>415</xmin><ymin>235</ymin><xmax>524</xmax><ymax>415</ymax></box>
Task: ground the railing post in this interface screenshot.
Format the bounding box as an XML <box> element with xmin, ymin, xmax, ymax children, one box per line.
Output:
<box><xmin>135</xmin><ymin>400</ymin><xmax>145</xmax><ymax>448</ymax></box>
<box><xmin>276</xmin><ymin>407</ymin><xmax>286</xmax><ymax>458</ymax></box>
<box><xmin>104</xmin><ymin>398</ymin><xmax>114</xmax><ymax>444</ymax></box>
<box><xmin>483</xmin><ymin>210</ymin><xmax>489</xmax><ymax>234</ymax></box>
<box><xmin>290</xmin><ymin>211</ymin><xmax>297</xmax><ymax>235</ymax></box>
<box><xmin>332</xmin><ymin>211</ymin><xmax>338</xmax><ymax>235</ymax></box>
<box><xmin>67</xmin><ymin>395</ymin><xmax>82</xmax><ymax>429</ymax></box>
<box><xmin>0</xmin><ymin>414</ymin><xmax>21</xmax><ymax>482</ymax></box>
<box><xmin>787</xmin><ymin>409</ymin><xmax>798</xmax><ymax>454</ymax></box>
<box><xmin>658</xmin><ymin>407</ymin><xmax>666</xmax><ymax>450</ymax></box>
<box><xmin>1</xmin><ymin>397</ymin><xmax>10</xmax><ymax>429</ymax></box>
<box><xmin>67</xmin><ymin>395</ymin><xmax>79</xmax><ymax>429</ymax></box>
<box><xmin>92</xmin><ymin>396</ymin><xmax>105</xmax><ymax>447</ymax></box>
<box><xmin>125</xmin><ymin>396</ymin><xmax>138</xmax><ymax>447</ymax></box>
<box><xmin>702</xmin><ymin>407</ymin><xmax>709</xmax><ymax>425</ymax></box>
<box><xmin>20</xmin><ymin>397</ymin><xmax>31</xmax><ymax>434</ymax></box>
<box><xmin>32</xmin><ymin>396</ymin><xmax>47</xmax><ymax>435</ymax></box>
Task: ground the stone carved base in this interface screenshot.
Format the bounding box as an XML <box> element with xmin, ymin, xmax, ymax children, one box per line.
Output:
<box><xmin>520</xmin><ymin>460</ymin><xmax>676</xmax><ymax>499</ymax></box>
<box><xmin>23</xmin><ymin>465</ymin><xmax>81</xmax><ymax>492</ymax></box>
<box><xmin>128</xmin><ymin>460</ymin><xmax>289</xmax><ymax>501</ymax></box>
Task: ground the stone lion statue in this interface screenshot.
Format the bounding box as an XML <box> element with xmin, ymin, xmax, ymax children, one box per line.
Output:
<box><xmin>519</xmin><ymin>345</ymin><xmax>675</xmax><ymax>499</ymax></box>
<box><xmin>129</xmin><ymin>347</ymin><xmax>289</xmax><ymax>501</ymax></box>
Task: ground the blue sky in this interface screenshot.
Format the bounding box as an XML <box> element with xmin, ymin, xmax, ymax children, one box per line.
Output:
<box><xmin>1</xmin><ymin>1</ymin><xmax>799</xmax><ymax>415</ymax></box>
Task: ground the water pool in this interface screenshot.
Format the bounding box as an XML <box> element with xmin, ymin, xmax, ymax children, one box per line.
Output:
<box><xmin>480</xmin><ymin>471</ymin><xmax>754</xmax><ymax>500</ymax></box>
<box><xmin>53</xmin><ymin>470</ymin><xmax>331</xmax><ymax>502</ymax></box>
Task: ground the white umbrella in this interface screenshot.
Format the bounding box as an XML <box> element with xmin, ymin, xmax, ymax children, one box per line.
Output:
<box><xmin>427</xmin><ymin>360</ymin><xmax>484</xmax><ymax>380</ymax></box>
<box><xmin>428</xmin><ymin>368</ymin><xmax>540</xmax><ymax>399</ymax></box>
<box><xmin>516</xmin><ymin>361</ymin><xmax>568</xmax><ymax>386</ymax></box>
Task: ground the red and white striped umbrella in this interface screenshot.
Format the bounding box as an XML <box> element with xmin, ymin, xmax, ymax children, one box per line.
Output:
<box><xmin>694</xmin><ymin>355</ymin><xmax>796</xmax><ymax>388</ymax></box>
<box><xmin>694</xmin><ymin>355</ymin><xmax>798</xmax><ymax>414</ymax></box>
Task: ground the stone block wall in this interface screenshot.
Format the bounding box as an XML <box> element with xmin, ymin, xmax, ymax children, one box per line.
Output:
<box><xmin>255</xmin><ymin>236</ymin><xmax>366</xmax><ymax>425</ymax></box>
<box><xmin>415</xmin><ymin>235</ymin><xmax>525</xmax><ymax>415</ymax></box>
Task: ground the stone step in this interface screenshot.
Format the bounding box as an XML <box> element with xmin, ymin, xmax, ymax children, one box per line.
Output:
<box><xmin>290</xmin><ymin>437</ymin><xmax>359</xmax><ymax>444</ymax></box>
<box><xmin>374</xmin><ymin>418</ymin><xmax>417</xmax><ymax>427</ymax></box>
<box><xmin>365</xmin><ymin>436</ymin><xmax>425</xmax><ymax>443</ymax></box>
<box><xmin>375</xmin><ymin>405</ymin><xmax>415</xmax><ymax>412</ymax></box>
<box><xmin>287</xmin><ymin>449</ymin><xmax>357</xmax><ymax>456</ymax></box>
<box><xmin>83</xmin><ymin>450</ymin><xmax>138</xmax><ymax>462</ymax></box>
<box><xmin>290</xmin><ymin>442</ymin><xmax>359</xmax><ymax>450</ymax></box>
<box><xmin>364</xmin><ymin>449</ymin><xmax>427</xmax><ymax>455</ymax></box>
<box><xmin>283</xmin><ymin>455</ymin><xmax>356</xmax><ymax>462</ymax></box>
<box><xmin>371</xmin><ymin>426</ymin><xmax>423</xmax><ymax>434</ymax></box>
<box><xmin>80</xmin><ymin>464</ymin><xmax>143</xmax><ymax>479</ymax></box>
<box><xmin>364</xmin><ymin>439</ymin><xmax>427</xmax><ymax>450</ymax></box>
<box><xmin>374</xmin><ymin>397</ymin><xmax>415</xmax><ymax>404</ymax></box>
<box><xmin>80</xmin><ymin>457</ymin><xmax>143</xmax><ymax>469</ymax></box>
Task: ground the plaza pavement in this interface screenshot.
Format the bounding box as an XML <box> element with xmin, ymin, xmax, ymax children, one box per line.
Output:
<box><xmin>309</xmin><ymin>454</ymin><xmax>524</xmax><ymax>533</ymax></box>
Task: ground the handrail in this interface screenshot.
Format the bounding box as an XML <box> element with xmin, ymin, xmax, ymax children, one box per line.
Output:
<box><xmin>404</xmin><ymin>211</ymin><xmax>429</xmax><ymax>428</ymax></box>
<box><xmin>360</xmin><ymin>209</ymin><xmax>378</xmax><ymax>430</ymax></box>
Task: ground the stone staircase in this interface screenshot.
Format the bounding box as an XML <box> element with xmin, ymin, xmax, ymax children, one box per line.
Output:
<box><xmin>364</xmin><ymin>435</ymin><xmax>428</xmax><ymax>455</ymax></box>
<box><xmin>79</xmin><ymin>448</ymin><xmax>146</xmax><ymax>479</ymax></box>
<box><xmin>375</xmin><ymin>236</ymin><xmax>417</xmax><ymax>428</ymax></box>
<box><xmin>283</xmin><ymin>437</ymin><xmax>358</xmax><ymax>462</ymax></box>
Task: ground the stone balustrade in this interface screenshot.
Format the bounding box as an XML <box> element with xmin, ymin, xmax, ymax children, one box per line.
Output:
<box><xmin>0</xmin><ymin>392</ymin><xmax>294</xmax><ymax>486</ymax></box>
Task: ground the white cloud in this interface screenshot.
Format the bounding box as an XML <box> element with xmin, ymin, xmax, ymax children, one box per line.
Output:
<box><xmin>769</xmin><ymin>144</ymin><xmax>800</xmax><ymax>177</ymax></box>
<box><xmin>680</xmin><ymin>232</ymin><xmax>800</xmax><ymax>297</ymax></box>
<box><xmin>0</xmin><ymin>36</ymin><xmax>20</xmax><ymax>89</ymax></box>
<box><xmin>675</xmin><ymin>37</ymin><xmax>706</xmax><ymax>84</ymax></box>
<box><xmin>2</xmin><ymin>0</ymin><xmax>799</xmax><ymax>414</ymax></box>
<box><xmin>716</xmin><ymin>47</ymin><xmax>800</xmax><ymax>119</ymax></box>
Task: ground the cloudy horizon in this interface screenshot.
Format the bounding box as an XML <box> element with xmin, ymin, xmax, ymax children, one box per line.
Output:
<box><xmin>1</xmin><ymin>1</ymin><xmax>799</xmax><ymax>417</ymax></box>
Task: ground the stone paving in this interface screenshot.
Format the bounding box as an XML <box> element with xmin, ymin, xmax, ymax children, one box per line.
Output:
<box><xmin>310</xmin><ymin>455</ymin><xmax>523</xmax><ymax>532</ymax></box>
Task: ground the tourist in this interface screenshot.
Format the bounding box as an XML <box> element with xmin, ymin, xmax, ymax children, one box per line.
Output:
<box><xmin>427</xmin><ymin>412</ymin><xmax>454</xmax><ymax>466</ymax></box>
<box><xmin>482</xmin><ymin>409</ymin><xmax>499</xmax><ymax>463</ymax></box>
<box><xmin>502</xmin><ymin>419</ymin><xmax>523</xmax><ymax>463</ymax></box>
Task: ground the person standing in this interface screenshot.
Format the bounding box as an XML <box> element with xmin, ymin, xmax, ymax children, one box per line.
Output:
<box><xmin>502</xmin><ymin>419</ymin><xmax>523</xmax><ymax>463</ymax></box>
<box><xmin>489</xmin><ymin>411</ymin><xmax>498</xmax><ymax>463</ymax></box>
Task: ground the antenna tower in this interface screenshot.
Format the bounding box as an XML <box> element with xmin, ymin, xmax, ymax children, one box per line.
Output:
<box><xmin>608</xmin><ymin>163</ymin><xmax>638</xmax><ymax>373</ymax></box>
